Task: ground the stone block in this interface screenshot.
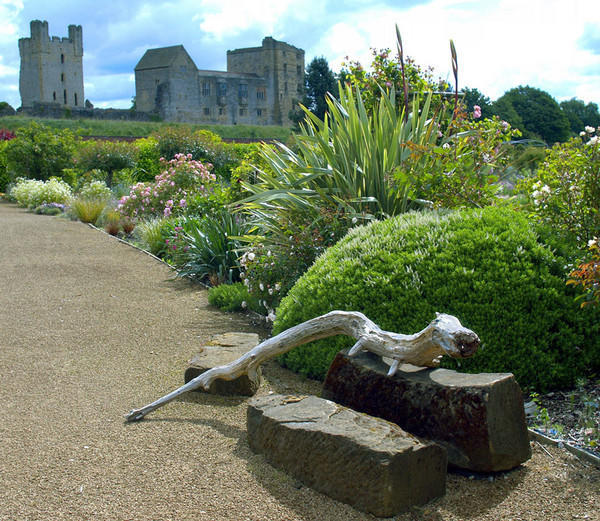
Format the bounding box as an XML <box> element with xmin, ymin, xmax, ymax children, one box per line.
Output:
<box><xmin>184</xmin><ymin>332</ymin><xmax>260</xmax><ymax>396</ymax></box>
<box><xmin>247</xmin><ymin>394</ymin><xmax>447</xmax><ymax>517</ymax></box>
<box><xmin>322</xmin><ymin>351</ymin><xmax>531</xmax><ymax>472</ymax></box>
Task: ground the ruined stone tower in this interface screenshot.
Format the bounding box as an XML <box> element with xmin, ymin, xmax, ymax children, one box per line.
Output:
<box><xmin>19</xmin><ymin>20</ymin><xmax>84</xmax><ymax>109</ymax></box>
<box><xmin>135</xmin><ymin>37</ymin><xmax>304</xmax><ymax>126</ymax></box>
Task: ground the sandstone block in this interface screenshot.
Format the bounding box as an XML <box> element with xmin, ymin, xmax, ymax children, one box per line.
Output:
<box><xmin>184</xmin><ymin>332</ymin><xmax>260</xmax><ymax>396</ymax></box>
<box><xmin>247</xmin><ymin>394</ymin><xmax>447</xmax><ymax>517</ymax></box>
<box><xmin>322</xmin><ymin>351</ymin><xmax>531</xmax><ymax>472</ymax></box>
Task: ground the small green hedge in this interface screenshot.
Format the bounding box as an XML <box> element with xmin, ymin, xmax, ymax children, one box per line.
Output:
<box><xmin>273</xmin><ymin>207</ymin><xmax>600</xmax><ymax>392</ymax></box>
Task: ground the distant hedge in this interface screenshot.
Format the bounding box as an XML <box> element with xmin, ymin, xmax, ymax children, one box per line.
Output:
<box><xmin>273</xmin><ymin>207</ymin><xmax>599</xmax><ymax>392</ymax></box>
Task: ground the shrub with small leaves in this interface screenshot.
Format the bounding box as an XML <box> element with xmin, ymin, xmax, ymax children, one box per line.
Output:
<box><xmin>273</xmin><ymin>207</ymin><xmax>600</xmax><ymax>391</ymax></box>
<box><xmin>77</xmin><ymin>180</ymin><xmax>112</xmax><ymax>201</ymax></box>
<box><xmin>207</xmin><ymin>282</ymin><xmax>258</xmax><ymax>312</ymax></box>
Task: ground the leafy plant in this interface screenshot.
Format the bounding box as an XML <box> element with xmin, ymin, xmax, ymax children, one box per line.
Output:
<box><xmin>70</xmin><ymin>198</ymin><xmax>107</xmax><ymax>224</ymax></box>
<box><xmin>77</xmin><ymin>180</ymin><xmax>112</xmax><ymax>201</ymax></box>
<box><xmin>118</xmin><ymin>153</ymin><xmax>215</xmax><ymax>220</ymax></box>
<box><xmin>272</xmin><ymin>207</ymin><xmax>600</xmax><ymax>390</ymax></box>
<box><xmin>207</xmin><ymin>282</ymin><xmax>257</xmax><ymax>312</ymax></box>
<box><xmin>568</xmin><ymin>237</ymin><xmax>600</xmax><ymax>308</ymax></box>
<box><xmin>136</xmin><ymin>217</ymin><xmax>173</xmax><ymax>256</ymax></box>
<box><xmin>168</xmin><ymin>210</ymin><xmax>251</xmax><ymax>285</ymax></box>
<box><xmin>520</xmin><ymin>127</ymin><xmax>600</xmax><ymax>242</ymax></box>
<box><xmin>75</xmin><ymin>139</ymin><xmax>138</xmax><ymax>187</ymax></box>
<box><xmin>3</xmin><ymin>122</ymin><xmax>76</xmax><ymax>183</ymax></box>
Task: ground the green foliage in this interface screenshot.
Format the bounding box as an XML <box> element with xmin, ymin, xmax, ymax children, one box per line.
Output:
<box><xmin>136</xmin><ymin>217</ymin><xmax>173</xmax><ymax>256</ymax></box>
<box><xmin>339</xmin><ymin>45</ymin><xmax>448</xmax><ymax>114</ymax></box>
<box><xmin>0</xmin><ymin>116</ymin><xmax>292</xmax><ymax>141</ymax></box>
<box><xmin>207</xmin><ymin>282</ymin><xmax>257</xmax><ymax>312</ymax></box>
<box><xmin>460</xmin><ymin>87</ymin><xmax>493</xmax><ymax>119</ymax></box>
<box><xmin>70</xmin><ymin>198</ymin><xmax>107</xmax><ymax>224</ymax></box>
<box><xmin>4</xmin><ymin>122</ymin><xmax>76</xmax><ymax>183</ymax></box>
<box><xmin>118</xmin><ymin>154</ymin><xmax>215</xmax><ymax>220</ymax></box>
<box><xmin>273</xmin><ymin>207</ymin><xmax>600</xmax><ymax>391</ymax></box>
<box><xmin>397</xmin><ymin>113</ymin><xmax>520</xmax><ymax>208</ymax></box>
<box><xmin>291</xmin><ymin>56</ymin><xmax>338</xmax><ymax>124</ymax></box>
<box><xmin>568</xmin><ymin>238</ymin><xmax>600</xmax><ymax>308</ymax></box>
<box><xmin>77</xmin><ymin>180</ymin><xmax>112</xmax><ymax>201</ymax></box>
<box><xmin>75</xmin><ymin>139</ymin><xmax>138</xmax><ymax>187</ymax></box>
<box><xmin>560</xmin><ymin>98</ymin><xmax>600</xmax><ymax>136</ymax></box>
<box><xmin>493</xmin><ymin>86</ymin><xmax>570</xmax><ymax>144</ymax></box>
<box><xmin>519</xmin><ymin>129</ymin><xmax>600</xmax><ymax>242</ymax></box>
<box><xmin>10</xmin><ymin>177</ymin><xmax>73</xmax><ymax>208</ymax></box>
<box><xmin>166</xmin><ymin>210</ymin><xmax>251</xmax><ymax>285</ymax></box>
<box><xmin>0</xmin><ymin>140</ymin><xmax>9</xmax><ymax>192</ymax></box>
<box><xmin>134</xmin><ymin>137</ymin><xmax>161</xmax><ymax>181</ymax></box>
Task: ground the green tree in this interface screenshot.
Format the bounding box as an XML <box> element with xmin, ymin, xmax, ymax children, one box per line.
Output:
<box><xmin>492</xmin><ymin>86</ymin><xmax>570</xmax><ymax>144</ymax></box>
<box><xmin>304</xmin><ymin>56</ymin><xmax>338</xmax><ymax>120</ymax></box>
<box><xmin>460</xmin><ymin>87</ymin><xmax>492</xmax><ymax>119</ymax></box>
<box><xmin>560</xmin><ymin>98</ymin><xmax>600</xmax><ymax>135</ymax></box>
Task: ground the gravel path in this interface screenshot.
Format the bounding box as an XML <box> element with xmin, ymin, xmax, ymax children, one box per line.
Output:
<box><xmin>1</xmin><ymin>202</ymin><xmax>598</xmax><ymax>521</ymax></box>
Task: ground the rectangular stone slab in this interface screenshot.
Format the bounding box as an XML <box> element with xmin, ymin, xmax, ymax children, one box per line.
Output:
<box><xmin>248</xmin><ymin>394</ymin><xmax>447</xmax><ymax>517</ymax></box>
<box><xmin>322</xmin><ymin>350</ymin><xmax>531</xmax><ymax>472</ymax></box>
<box><xmin>184</xmin><ymin>332</ymin><xmax>260</xmax><ymax>396</ymax></box>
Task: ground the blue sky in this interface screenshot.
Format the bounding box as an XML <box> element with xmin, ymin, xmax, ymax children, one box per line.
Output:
<box><xmin>1</xmin><ymin>0</ymin><xmax>599</xmax><ymax>110</ymax></box>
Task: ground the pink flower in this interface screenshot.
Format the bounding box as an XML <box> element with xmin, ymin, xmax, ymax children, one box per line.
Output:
<box><xmin>164</xmin><ymin>206</ymin><xmax>171</xmax><ymax>217</ymax></box>
<box><xmin>179</xmin><ymin>199</ymin><xmax>186</xmax><ymax>207</ymax></box>
<box><xmin>473</xmin><ymin>105</ymin><xmax>482</xmax><ymax>119</ymax></box>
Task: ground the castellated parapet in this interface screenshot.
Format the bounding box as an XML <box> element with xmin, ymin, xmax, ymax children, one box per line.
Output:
<box><xmin>19</xmin><ymin>20</ymin><xmax>84</xmax><ymax>109</ymax></box>
<box><xmin>135</xmin><ymin>37</ymin><xmax>305</xmax><ymax>126</ymax></box>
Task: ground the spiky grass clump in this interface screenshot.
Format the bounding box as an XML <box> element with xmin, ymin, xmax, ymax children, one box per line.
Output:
<box><xmin>70</xmin><ymin>198</ymin><xmax>107</xmax><ymax>224</ymax></box>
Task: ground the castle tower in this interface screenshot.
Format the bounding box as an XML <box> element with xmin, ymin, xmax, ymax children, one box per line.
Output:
<box><xmin>227</xmin><ymin>37</ymin><xmax>304</xmax><ymax>126</ymax></box>
<box><xmin>19</xmin><ymin>20</ymin><xmax>84</xmax><ymax>109</ymax></box>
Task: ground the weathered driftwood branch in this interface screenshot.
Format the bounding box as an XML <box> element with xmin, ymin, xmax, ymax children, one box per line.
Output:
<box><xmin>125</xmin><ymin>311</ymin><xmax>479</xmax><ymax>422</ymax></box>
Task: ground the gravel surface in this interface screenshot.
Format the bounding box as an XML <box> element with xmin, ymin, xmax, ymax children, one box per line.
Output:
<box><xmin>1</xmin><ymin>202</ymin><xmax>598</xmax><ymax>521</ymax></box>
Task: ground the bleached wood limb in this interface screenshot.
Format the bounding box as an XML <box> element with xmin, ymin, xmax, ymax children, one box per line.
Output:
<box><xmin>125</xmin><ymin>311</ymin><xmax>479</xmax><ymax>422</ymax></box>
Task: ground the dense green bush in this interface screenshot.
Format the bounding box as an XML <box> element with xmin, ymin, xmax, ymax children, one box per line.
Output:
<box><xmin>273</xmin><ymin>207</ymin><xmax>600</xmax><ymax>391</ymax></box>
<box><xmin>207</xmin><ymin>282</ymin><xmax>257</xmax><ymax>312</ymax></box>
<box><xmin>3</xmin><ymin>122</ymin><xmax>76</xmax><ymax>183</ymax></box>
<box><xmin>76</xmin><ymin>180</ymin><xmax>112</xmax><ymax>201</ymax></box>
<box><xmin>75</xmin><ymin>139</ymin><xmax>138</xmax><ymax>187</ymax></box>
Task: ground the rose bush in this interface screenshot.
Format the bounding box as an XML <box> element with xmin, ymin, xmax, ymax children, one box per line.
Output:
<box><xmin>118</xmin><ymin>153</ymin><xmax>215</xmax><ymax>220</ymax></box>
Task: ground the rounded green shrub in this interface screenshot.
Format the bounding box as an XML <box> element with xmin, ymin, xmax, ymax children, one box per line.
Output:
<box><xmin>208</xmin><ymin>282</ymin><xmax>257</xmax><ymax>312</ymax></box>
<box><xmin>273</xmin><ymin>207</ymin><xmax>600</xmax><ymax>391</ymax></box>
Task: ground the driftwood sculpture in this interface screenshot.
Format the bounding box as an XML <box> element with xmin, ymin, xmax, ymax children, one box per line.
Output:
<box><xmin>125</xmin><ymin>311</ymin><xmax>479</xmax><ymax>422</ymax></box>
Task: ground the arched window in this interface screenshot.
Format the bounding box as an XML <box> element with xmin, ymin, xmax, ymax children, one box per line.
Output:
<box><xmin>60</xmin><ymin>54</ymin><xmax>64</xmax><ymax>64</ymax></box>
<box><xmin>63</xmin><ymin>90</ymin><xmax>67</xmax><ymax>105</ymax></box>
<box><xmin>53</xmin><ymin>92</ymin><xmax>56</xmax><ymax>101</ymax></box>
<box><xmin>74</xmin><ymin>93</ymin><xmax>78</xmax><ymax>106</ymax></box>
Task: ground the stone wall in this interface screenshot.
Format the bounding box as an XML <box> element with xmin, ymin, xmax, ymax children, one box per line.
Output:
<box><xmin>18</xmin><ymin>102</ymin><xmax>155</xmax><ymax>122</ymax></box>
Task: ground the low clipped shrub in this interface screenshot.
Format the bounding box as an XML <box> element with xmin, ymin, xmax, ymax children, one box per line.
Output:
<box><xmin>207</xmin><ymin>282</ymin><xmax>257</xmax><ymax>312</ymax></box>
<box><xmin>10</xmin><ymin>177</ymin><xmax>72</xmax><ymax>208</ymax></box>
<box><xmin>273</xmin><ymin>207</ymin><xmax>600</xmax><ymax>391</ymax></box>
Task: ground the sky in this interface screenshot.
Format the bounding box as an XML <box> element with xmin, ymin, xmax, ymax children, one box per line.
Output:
<box><xmin>0</xmin><ymin>0</ymin><xmax>599</xmax><ymax>110</ymax></box>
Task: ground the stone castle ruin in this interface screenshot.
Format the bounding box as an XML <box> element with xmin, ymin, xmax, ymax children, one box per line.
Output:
<box><xmin>18</xmin><ymin>20</ymin><xmax>305</xmax><ymax>126</ymax></box>
<box><xmin>19</xmin><ymin>21</ymin><xmax>84</xmax><ymax>110</ymax></box>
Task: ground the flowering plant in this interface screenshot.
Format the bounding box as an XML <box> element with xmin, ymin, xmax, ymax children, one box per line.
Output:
<box><xmin>396</xmin><ymin>111</ymin><xmax>519</xmax><ymax>208</ymax></box>
<box><xmin>118</xmin><ymin>153</ymin><xmax>215</xmax><ymax>220</ymax></box>
<box><xmin>0</xmin><ymin>128</ymin><xmax>15</xmax><ymax>141</ymax></box>
<box><xmin>567</xmin><ymin>238</ymin><xmax>600</xmax><ymax>308</ymax></box>
<box><xmin>10</xmin><ymin>177</ymin><xmax>73</xmax><ymax>208</ymax></box>
<box><xmin>520</xmin><ymin>126</ymin><xmax>600</xmax><ymax>241</ymax></box>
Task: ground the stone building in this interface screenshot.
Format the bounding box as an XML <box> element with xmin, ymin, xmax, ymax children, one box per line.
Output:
<box><xmin>19</xmin><ymin>20</ymin><xmax>84</xmax><ymax>109</ymax></box>
<box><xmin>135</xmin><ymin>37</ymin><xmax>304</xmax><ymax>126</ymax></box>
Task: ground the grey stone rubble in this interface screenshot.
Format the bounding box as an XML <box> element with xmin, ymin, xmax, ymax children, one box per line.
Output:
<box><xmin>184</xmin><ymin>332</ymin><xmax>261</xmax><ymax>396</ymax></box>
<box><xmin>322</xmin><ymin>350</ymin><xmax>532</xmax><ymax>472</ymax></box>
<box><xmin>247</xmin><ymin>394</ymin><xmax>447</xmax><ymax>517</ymax></box>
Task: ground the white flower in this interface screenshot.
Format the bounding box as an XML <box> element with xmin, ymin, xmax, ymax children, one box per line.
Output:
<box><xmin>267</xmin><ymin>311</ymin><xmax>276</xmax><ymax>322</ymax></box>
<box><xmin>585</xmin><ymin>125</ymin><xmax>595</xmax><ymax>134</ymax></box>
<box><xmin>259</xmin><ymin>283</ymin><xmax>264</xmax><ymax>291</ymax></box>
<box><xmin>275</xmin><ymin>283</ymin><xmax>281</xmax><ymax>291</ymax></box>
<box><xmin>267</xmin><ymin>250</ymin><xmax>272</xmax><ymax>257</ymax></box>
<box><xmin>268</xmin><ymin>288</ymin><xmax>273</xmax><ymax>295</ymax></box>
<box><xmin>241</xmin><ymin>301</ymin><xmax>247</xmax><ymax>309</ymax></box>
<box><xmin>532</xmin><ymin>190</ymin><xmax>541</xmax><ymax>200</ymax></box>
<box><xmin>247</xmin><ymin>252</ymin><xmax>256</xmax><ymax>261</ymax></box>
<box><xmin>589</xmin><ymin>238</ymin><xmax>598</xmax><ymax>248</ymax></box>
<box><xmin>442</xmin><ymin>143</ymin><xmax>450</xmax><ymax>149</ymax></box>
<box><xmin>351</xmin><ymin>217</ymin><xmax>357</xmax><ymax>224</ymax></box>
<box><xmin>541</xmin><ymin>185</ymin><xmax>551</xmax><ymax>194</ymax></box>
<box><xmin>587</xmin><ymin>136</ymin><xmax>599</xmax><ymax>145</ymax></box>
<box><xmin>580</xmin><ymin>131</ymin><xmax>587</xmax><ymax>137</ymax></box>
<box><xmin>243</xmin><ymin>278</ymin><xmax>249</xmax><ymax>286</ymax></box>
